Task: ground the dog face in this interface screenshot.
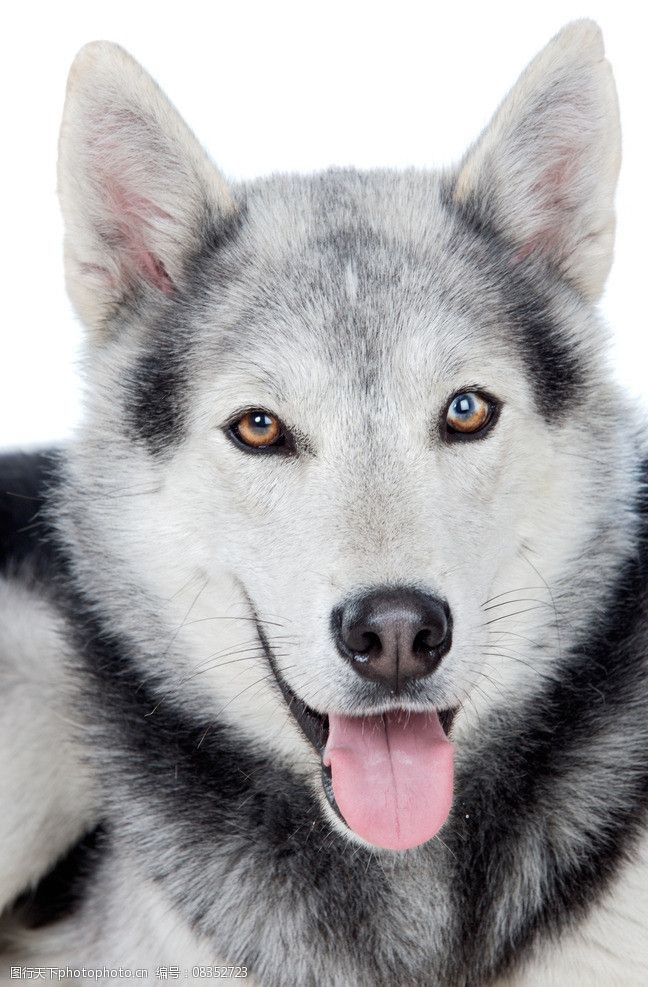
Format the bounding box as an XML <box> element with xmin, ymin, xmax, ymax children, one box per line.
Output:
<box><xmin>57</xmin><ymin>22</ymin><xmax>627</xmax><ymax>849</ymax></box>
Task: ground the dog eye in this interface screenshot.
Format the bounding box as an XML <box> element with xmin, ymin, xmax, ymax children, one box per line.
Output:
<box><xmin>444</xmin><ymin>392</ymin><xmax>495</xmax><ymax>438</ymax></box>
<box><xmin>228</xmin><ymin>410</ymin><xmax>287</xmax><ymax>452</ymax></box>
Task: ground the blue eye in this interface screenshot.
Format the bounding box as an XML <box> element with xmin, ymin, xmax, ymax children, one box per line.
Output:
<box><xmin>445</xmin><ymin>392</ymin><xmax>494</xmax><ymax>436</ymax></box>
<box><xmin>452</xmin><ymin>394</ymin><xmax>476</xmax><ymax>417</ymax></box>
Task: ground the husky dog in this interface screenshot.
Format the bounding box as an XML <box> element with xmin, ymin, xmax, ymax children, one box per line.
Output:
<box><xmin>1</xmin><ymin>18</ymin><xmax>647</xmax><ymax>986</ymax></box>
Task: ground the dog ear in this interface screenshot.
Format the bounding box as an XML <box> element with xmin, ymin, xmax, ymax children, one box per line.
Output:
<box><xmin>58</xmin><ymin>42</ymin><xmax>236</xmax><ymax>333</ymax></box>
<box><xmin>451</xmin><ymin>20</ymin><xmax>620</xmax><ymax>301</ymax></box>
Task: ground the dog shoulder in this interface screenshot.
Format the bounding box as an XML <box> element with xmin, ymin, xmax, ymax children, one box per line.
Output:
<box><xmin>495</xmin><ymin>830</ymin><xmax>648</xmax><ymax>986</ymax></box>
<box><xmin>0</xmin><ymin>450</ymin><xmax>98</xmax><ymax>914</ymax></box>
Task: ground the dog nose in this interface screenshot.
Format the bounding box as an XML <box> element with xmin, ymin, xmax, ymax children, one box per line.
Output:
<box><xmin>332</xmin><ymin>587</ymin><xmax>452</xmax><ymax>694</ymax></box>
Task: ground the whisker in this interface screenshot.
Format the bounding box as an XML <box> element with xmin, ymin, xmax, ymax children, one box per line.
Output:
<box><xmin>145</xmin><ymin>642</ymin><xmax>285</xmax><ymax>715</ymax></box>
<box><xmin>93</xmin><ymin>485</ymin><xmax>162</xmax><ymax>500</ymax></box>
<box><xmin>519</xmin><ymin>548</ymin><xmax>562</xmax><ymax>664</ymax></box>
<box><xmin>482</xmin><ymin>650</ymin><xmax>555</xmax><ymax>684</ymax></box>
<box><xmin>196</xmin><ymin>666</ymin><xmax>299</xmax><ymax>749</ymax></box>
<box><xmin>483</xmin><ymin>605</ymin><xmax>548</xmax><ymax>626</ymax></box>
<box><xmin>433</xmin><ymin>833</ymin><xmax>457</xmax><ymax>861</ymax></box>
<box><xmin>482</xmin><ymin>597</ymin><xmax>555</xmax><ymax>613</ymax></box>
<box><xmin>180</xmin><ymin>614</ymin><xmax>291</xmax><ymax>631</ymax></box>
<box><xmin>160</xmin><ymin>574</ymin><xmax>210</xmax><ymax>659</ymax></box>
<box><xmin>181</xmin><ymin>634</ymin><xmax>295</xmax><ymax>674</ymax></box>
<box><xmin>168</xmin><ymin>571</ymin><xmax>204</xmax><ymax>601</ymax></box>
<box><xmin>488</xmin><ymin>628</ymin><xmax>546</xmax><ymax>649</ymax></box>
<box><xmin>480</xmin><ymin>585</ymin><xmax>547</xmax><ymax>607</ymax></box>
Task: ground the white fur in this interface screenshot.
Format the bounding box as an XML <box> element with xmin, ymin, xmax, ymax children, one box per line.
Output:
<box><xmin>496</xmin><ymin>833</ymin><xmax>648</xmax><ymax>986</ymax></box>
<box><xmin>0</xmin><ymin>579</ymin><xmax>96</xmax><ymax>911</ymax></box>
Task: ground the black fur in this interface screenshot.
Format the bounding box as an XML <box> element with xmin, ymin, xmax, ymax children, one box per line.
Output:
<box><xmin>4</xmin><ymin>451</ymin><xmax>648</xmax><ymax>985</ymax></box>
<box><xmin>442</xmin><ymin>185</ymin><xmax>584</xmax><ymax>422</ymax></box>
<box><xmin>125</xmin><ymin>338</ymin><xmax>189</xmax><ymax>455</ymax></box>
<box><xmin>500</xmin><ymin>265</ymin><xmax>585</xmax><ymax>422</ymax></box>
<box><xmin>12</xmin><ymin>827</ymin><xmax>105</xmax><ymax>930</ymax></box>
<box><xmin>124</xmin><ymin>208</ymin><xmax>245</xmax><ymax>455</ymax></box>
<box><xmin>0</xmin><ymin>449</ymin><xmax>60</xmax><ymax>582</ymax></box>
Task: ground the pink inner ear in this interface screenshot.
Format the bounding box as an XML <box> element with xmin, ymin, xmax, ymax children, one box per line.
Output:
<box><xmin>511</xmin><ymin>241</ymin><xmax>537</xmax><ymax>265</ymax></box>
<box><xmin>138</xmin><ymin>250</ymin><xmax>174</xmax><ymax>295</ymax></box>
<box><xmin>511</xmin><ymin>146</ymin><xmax>581</xmax><ymax>268</ymax></box>
<box><xmin>103</xmin><ymin>175</ymin><xmax>175</xmax><ymax>295</ymax></box>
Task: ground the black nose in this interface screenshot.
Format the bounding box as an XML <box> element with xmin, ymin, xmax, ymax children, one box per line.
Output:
<box><xmin>332</xmin><ymin>587</ymin><xmax>452</xmax><ymax>695</ymax></box>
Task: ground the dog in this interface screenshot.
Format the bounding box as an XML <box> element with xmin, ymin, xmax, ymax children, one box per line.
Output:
<box><xmin>1</xmin><ymin>18</ymin><xmax>646</xmax><ymax>986</ymax></box>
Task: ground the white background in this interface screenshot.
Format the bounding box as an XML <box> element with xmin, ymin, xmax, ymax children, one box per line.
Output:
<box><xmin>1</xmin><ymin>1</ymin><xmax>646</xmax><ymax>450</ymax></box>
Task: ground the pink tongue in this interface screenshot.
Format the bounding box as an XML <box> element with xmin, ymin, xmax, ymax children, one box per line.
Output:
<box><xmin>323</xmin><ymin>710</ymin><xmax>454</xmax><ymax>851</ymax></box>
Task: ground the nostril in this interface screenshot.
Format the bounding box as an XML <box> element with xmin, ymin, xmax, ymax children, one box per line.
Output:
<box><xmin>358</xmin><ymin>630</ymin><xmax>381</xmax><ymax>657</ymax></box>
<box><xmin>413</xmin><ymin>614</ymin><xmax>449</xmax><ymax>654</ymax></box>
<box><xmin>345</xmin><ymin>628</ymin><xmax>382</xmax><ymax>658</ymax></box>
<box><xmin>413</xmin><ymin>628</ymin><xmax>437</xmax><ymax>655</ymax></box>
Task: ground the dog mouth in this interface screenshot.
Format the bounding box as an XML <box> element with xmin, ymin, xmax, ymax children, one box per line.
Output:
<box><xmin>254</xmin><ymin>615</ymin><xmax>457</xmax><ymax>852</ymax></box>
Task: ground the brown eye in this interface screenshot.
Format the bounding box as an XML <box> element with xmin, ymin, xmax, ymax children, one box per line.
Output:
<box><xmin>230</xmin><ymin>410</ymin><xmax>285</xmax><ymax>451</ymax></box>
<box><xmin>445</xmin><ymin>392</ymin><xmax>495</xmax><ymax>437</ymax></box>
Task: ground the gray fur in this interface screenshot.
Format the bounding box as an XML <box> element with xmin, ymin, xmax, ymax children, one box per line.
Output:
<box><xmin>1</xmin><ymin>18</ymin><xmax>647</xmax><ymax>987</ymax></box>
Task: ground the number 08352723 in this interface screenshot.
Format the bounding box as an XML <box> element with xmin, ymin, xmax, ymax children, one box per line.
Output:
<box><xmin>191</xmin><ymin>968</ymin><xmax>248</xmax><ymax>979</ymax></box>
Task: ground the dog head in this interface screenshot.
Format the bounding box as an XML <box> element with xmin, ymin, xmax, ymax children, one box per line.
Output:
<box><xmin>57</xmin><ymin>21</ymin><xmax>632</xmax><ymax>850</ymax></box>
